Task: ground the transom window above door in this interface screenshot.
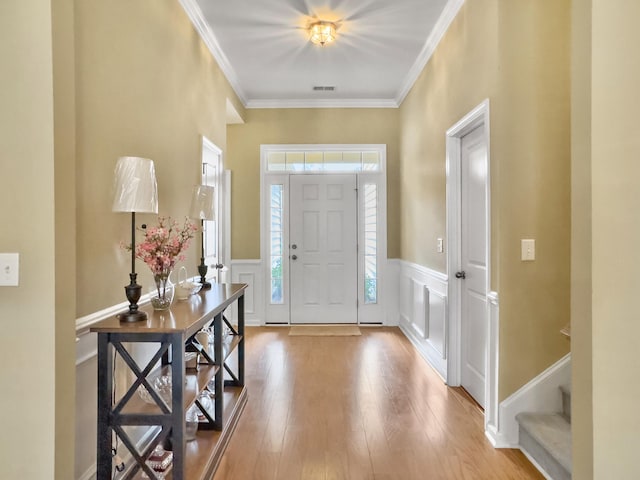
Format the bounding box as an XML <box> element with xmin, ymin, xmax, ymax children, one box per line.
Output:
<box><xmin>266</xmin><ymin>148</ymin><xmax>382</xmax><ymax>172</ymax></box>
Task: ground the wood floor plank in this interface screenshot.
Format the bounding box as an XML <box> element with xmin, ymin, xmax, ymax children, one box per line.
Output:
<box><xmin>214</xmin><ymin>327</ymin><xmax>544</xmax><ymax>480</ymax></box>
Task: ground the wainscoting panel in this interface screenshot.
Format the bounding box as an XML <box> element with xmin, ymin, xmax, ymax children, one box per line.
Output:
<box><xmin>426</xmin><ymin>287</ymin><xmax>447</xmax><ymax>359</ymax></box>
<box><xmin>411</xmin><ymin>279</ymin><xmax>427</xmax><ymax>338</ymax></box>
<box><xmin>230</xmin><ymin>259</ymin><xmax>263</xmax><ymax>326</ymax></box>
<box><xmin>397</xmin><ymin>260</ymin><xmax>449</xmax><ymax>380</ymax></box>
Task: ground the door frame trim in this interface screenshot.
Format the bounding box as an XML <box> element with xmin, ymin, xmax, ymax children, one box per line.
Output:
<box><xmin>259</xmin><ymin>144</ymin><xmax>388</xmax><ymax>325</ymax></box>
<box><xmin>445</xmin><ymin>99</ymin><xmax>493</xmax><ymax>426</ymax></box>
<box><xmin>201</xmin><ymin>136</ymin><xmax>230</xmax><ymax>278</ymax></box>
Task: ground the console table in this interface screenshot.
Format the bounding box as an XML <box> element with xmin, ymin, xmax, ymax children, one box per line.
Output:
<box><xmin>91</xmin><ymin>283</ymin><xmax>248</xmax><ymax>480</ymax></box>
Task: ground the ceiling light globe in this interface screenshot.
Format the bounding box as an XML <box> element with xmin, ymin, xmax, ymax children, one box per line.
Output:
<box><xmin>309</xmin><ymin>22</ymin><xmax>336</xmax><ymax>46</ymax></box>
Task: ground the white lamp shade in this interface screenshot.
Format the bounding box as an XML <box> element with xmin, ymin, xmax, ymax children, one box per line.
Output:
<box><xmin>112</xmin><ymin>156</ymin><xmax>159</xmax><ymax>213</ymax></box>
<box><xmin>189</xmin><ymin>185</ymin><xmax>216</xmax><ymax>221</ymax></box>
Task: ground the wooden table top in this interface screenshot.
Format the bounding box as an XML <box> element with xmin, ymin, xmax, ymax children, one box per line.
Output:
<box><xmin>90</xmin><ymin>283</ymin><xmax>247</xmax><ymax>337</ymax></box>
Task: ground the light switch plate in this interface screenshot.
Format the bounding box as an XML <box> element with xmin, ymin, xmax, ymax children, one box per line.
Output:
<box><xmin>0</xmin><ymin>253</ymin><xmax>19</xmax><ymax>286</ymax></box>
<box><xmin>521</xmin><ymin>239</ymin><xmax>535</xmax><ymax>261</ymax></box>
<box><xmin>437</xmin><ymin>238</ymin><xmax>444</xmax><ymax>253</ymax></box>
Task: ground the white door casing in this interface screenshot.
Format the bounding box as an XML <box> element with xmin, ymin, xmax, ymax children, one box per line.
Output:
<box><xmin>446</xmin><ymin>100</ymin><xmax>494</xmax><ymax>425</ymax></box>
<box><xmin>459</xmin><ymin>124</ymin><xmax>488</xmax><ymax>407</ymax></box>
<box><xmin>260</xmin><ymin>144</ymin><xmax>387</xmax><ymax>326</ymax></box>
<box><xmin>289</xmin><ymin>174</ymin><xmax>358</xmax><ymax>324</ymax></box>
<box><xmin>201</xmin><ymin>137</ymin><xmax>227</xmax><ymax>281</ymax></box>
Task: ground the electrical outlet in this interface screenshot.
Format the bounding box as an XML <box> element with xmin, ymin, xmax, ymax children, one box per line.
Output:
<box><xmin>437</xmin><ymin>238</ymin><xmax>444</xmax><ymax>253</ymax></box>
<box><xmin>0</xmin><ymin>253</ymin><xmax>19</xmax><ymax>286</ymax></box>
<box><xmin>521</xmin><ymin>239</ymin><xmax>535</xmax><ymax>261</ymax></box>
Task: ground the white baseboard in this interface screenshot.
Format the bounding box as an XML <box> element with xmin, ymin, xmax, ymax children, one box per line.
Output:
<box><xmin>495</xmin><ymin>353</ymin><xmax>571</xmax><ymax>448</ymax></box>
<box><xmin>399</xmin><ymin>317</ymin><xmax>446</xmax><ymax>382</ymax></box>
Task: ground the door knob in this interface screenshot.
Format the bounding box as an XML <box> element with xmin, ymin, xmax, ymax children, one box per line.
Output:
<box><xmin>455</xmin><ymin>271</ymin><xmax>466</xmax><ymax>279</ymax></box>
<box><xmin>291</xmin><ymin>244</ymin><xmax>297</xmax><ymax>250</ymax></box>
<box><xmin>291</xmin><ymin>255</ymin><xmax>298</xmax><ymax>260</ymax></box>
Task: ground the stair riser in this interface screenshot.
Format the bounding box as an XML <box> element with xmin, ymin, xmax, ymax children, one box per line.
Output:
<box><xmin>519</xmin><ymin>427</ymin><xmax>572</xmax><ymax>480</ymax></box>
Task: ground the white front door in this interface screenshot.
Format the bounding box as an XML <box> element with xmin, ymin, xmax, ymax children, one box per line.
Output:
<box><xmin>289</xmin><ymin>174</ymin><xmax>358</xmax><ymax>324</ymax></box>
<box><xmin>459</xmin><ymin>124</ymin><xmax>488</xmax><ymax>408</ymax></box>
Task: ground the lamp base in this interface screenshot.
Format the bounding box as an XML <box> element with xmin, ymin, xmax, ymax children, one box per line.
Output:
<box><xmin>118</xmin><ymin>310</ymin><xmax>148</xmax><ymax>323</ymax></box>
<box><xmin>199</xmin><ymin>280</ymin><xmax>212</xmax><ymax>290</ymax></box>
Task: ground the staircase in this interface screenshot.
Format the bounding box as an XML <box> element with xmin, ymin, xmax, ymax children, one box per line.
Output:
<box><xmin>516</xmin><ymin>385</ymin><xmax>572</xmax><ymax>480</ymax></box>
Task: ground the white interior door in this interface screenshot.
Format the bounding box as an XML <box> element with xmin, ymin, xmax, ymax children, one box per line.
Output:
<box><xmin>290</xmin><ymin>174</ymin><xmax>358</xmax><ymax>324</ymax></box>
<box><xmin>459</xmin><ymin>124</ymin><xmax>488</xmax><ymax>407</ymax></box>
<box><xmin>202</xmin><ymin>138</ymin><xmax>224</xmax><ymax>282</ymax></box>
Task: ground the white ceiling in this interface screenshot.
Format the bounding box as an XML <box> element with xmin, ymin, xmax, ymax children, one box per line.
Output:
<box><xmin>182</xmin><ymin>0</ymin><xmax>463</xmax><ymax>108</ymax></box>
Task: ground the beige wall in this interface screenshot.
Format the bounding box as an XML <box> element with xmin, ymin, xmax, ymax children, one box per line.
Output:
<box><xmin>0</xmin><ymin>1</ymin><xmax>57</xmax><ymax>478</ymax></box>
<box><xmin>571</xmin><ymin>0</ymin><xmax>593</xmax><ymax>478</ymax></box>
<box><xmin>71</xmin><ymin>0</ymin><xmax>243</xmax><ymax>475</ymax></box>
<box><xmin>399</xmin><ymin>0</ymin><xmax>571</xmax><ymax>400</ymax></box>
<box><xmin>496</xmin><ymin>0</ymin><xmax>571</xmax><ymax>400</ymax></box>
<box><xmin>52</xmin><ymin>0</ymin><xmax>78</xmax><ymax>477</ymax></box>
<box><xmin>399</xmin><ymin>0</ymin><xmax>499</xmax><ymax>272</ymax></box>
<box><xmin>227</xmin><ymin>108</ymin><xmax>401</xmax><ymax>259</ymax></box>
<box><xmin>74</xmin><ymin>0</ymin><xmax>242</xmax><ymax>317</ymax></box>
<box><xmin>591</xmin><ymin>0</ymin><xmax>640</xmax><ymax>477</ymax></box>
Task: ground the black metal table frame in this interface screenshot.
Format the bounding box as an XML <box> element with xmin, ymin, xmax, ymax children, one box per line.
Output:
<box><xmin>95</xmin><ymin>294</ymin><xmax>245</xmax><ymax>480</ymax></box>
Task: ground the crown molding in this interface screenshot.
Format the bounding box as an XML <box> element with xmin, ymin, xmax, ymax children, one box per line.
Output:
<box><xmin>395</xmin><ymin>0</ymin><xmax>465</xmax><ymax>106</ymax></box>
<box><xmin>178</xmin><ymin>0</ymin><xmax>248</xmax><ymax>105</ymax></box>
<box><xmin>181</xmin><ymin>0</ymin><xmax>463</xmax><ymax>110</ymax></box>
<box><xmin>245</xmin><ymin>98</ymin><xmax>399</xmax><ymax>109</ymax></box>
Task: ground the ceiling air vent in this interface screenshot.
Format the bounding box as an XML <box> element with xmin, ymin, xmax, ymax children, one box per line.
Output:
<box><xmin>313</xmin><ymin>86</ymin><xmax>336</xmax><ymax>91</ymax></box>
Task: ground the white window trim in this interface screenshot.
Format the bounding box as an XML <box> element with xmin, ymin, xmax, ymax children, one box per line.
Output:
<box><xmin>260</xmin><ymin>144</ymin><xmax>388</xmax><ymax>325</ymax></box>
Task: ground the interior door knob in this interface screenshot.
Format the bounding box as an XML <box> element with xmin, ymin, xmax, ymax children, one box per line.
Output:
<box><xmin>291</xmin><ymin>255</ymin><xmax>298</xmax><ymax>260</ymax></box>
<box><xmin>455</xmin><ymin>271</ymin><xmax>466</xmax><ymax>279</ymax></box>
<box><xmin>291</xmin><ymin>244</ymin><xmax>297</xmax><ymax>250</ymax></box>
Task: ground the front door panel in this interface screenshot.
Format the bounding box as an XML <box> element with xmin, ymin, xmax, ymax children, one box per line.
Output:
<box><xmin>290</xmin><ymin>174</ymin><xmax>357</xmax><ymax>324</ymax></box>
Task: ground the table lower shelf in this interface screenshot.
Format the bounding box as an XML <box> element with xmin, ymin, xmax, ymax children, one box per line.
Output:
<box><xmin>183</xmin><ymin>386</ymin><xmax>247</xmax><ymax>480</ymax></box>
<box><xmin>131</xmin><ymin>386</ymin><xmax>247</xmax><ymax>480</ymax></box>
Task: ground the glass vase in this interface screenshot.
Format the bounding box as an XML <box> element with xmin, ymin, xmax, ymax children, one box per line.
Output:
<box><xmin>151</xmin><ymin>272</ymin><xmax>174</xmax><ymax>310</ymax></box>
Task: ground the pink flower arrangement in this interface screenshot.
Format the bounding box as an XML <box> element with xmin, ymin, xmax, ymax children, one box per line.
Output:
<box><xmin>131</xmin><ymin>216</ymin><xmax>199</xmax><ymax>277</ymax></box>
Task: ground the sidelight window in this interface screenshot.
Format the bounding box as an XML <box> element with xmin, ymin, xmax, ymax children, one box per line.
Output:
<box><xmin>270</xmin><ymin>184</ymin><xmax>284</xmax><ymax>304</ymax></box>
<box><xmin>363</xmin><ymin>184</ymin><xmax>378</xmax><ymax>304</ymax></box>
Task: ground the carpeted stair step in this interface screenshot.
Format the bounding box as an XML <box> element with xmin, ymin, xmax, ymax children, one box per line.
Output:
<box><xmin>516</xmin><ymin>412</ymin><xmax>572</xmax><ymax>480</ymax></box>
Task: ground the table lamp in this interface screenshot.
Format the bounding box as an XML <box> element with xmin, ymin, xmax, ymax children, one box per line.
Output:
<box><xmin>189</xmin><ymin>184</ymin><xmax>216</xmax><ymax>289</ymax></box>
<box><xmin>112</xmin><ymin>156</ymin><xmax>158</xmax><ymax>322</ymax></box>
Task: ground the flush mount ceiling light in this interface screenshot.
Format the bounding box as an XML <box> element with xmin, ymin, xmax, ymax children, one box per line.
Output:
<box><xmin>309</xmin><ymin>21</ymin><xmax>337</xmax><ymax>46</ymax></box>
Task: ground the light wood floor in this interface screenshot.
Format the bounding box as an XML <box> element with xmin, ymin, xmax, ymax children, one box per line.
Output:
<box><xmin>215</xmin><ymin>327</ymin><xmax>543</xmax><ymax>480</ymax></box>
